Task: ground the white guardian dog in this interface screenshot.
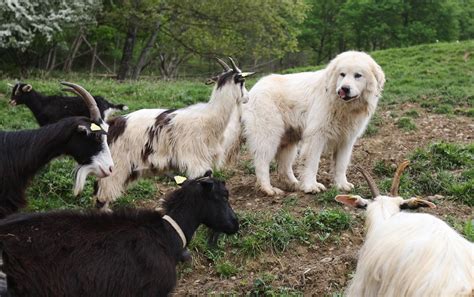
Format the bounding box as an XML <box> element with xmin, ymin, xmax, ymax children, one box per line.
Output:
<box><xmin>242</xmin><ymin>51</ymin><xmax>385</xmax><ymax>195</ymax></box>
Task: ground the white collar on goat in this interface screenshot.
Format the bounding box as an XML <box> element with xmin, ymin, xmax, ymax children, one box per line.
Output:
<box><xmin>162</xmin><ymin>215</ymin><xmax>187</xmax><ymax>248</ymax></box>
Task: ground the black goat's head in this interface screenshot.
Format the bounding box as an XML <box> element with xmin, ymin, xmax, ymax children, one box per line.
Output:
<box><xmin>60</xmin><ymin>82</ymin><xmax>114</xmax><ymax>196</ymax></box>
<box><xmin>163</xmin><ymin>171</ymin><xmax>239</xmax><ymax>235</ymax></box>
<box><xmin>205</xmin><ymin>57</ymin><xmax>255</xmax><ymax>104</ymax></box>
<box><xmin>9</xmin><ymin>82</ymin><xmax>33</xmax><ymax>106</ymax></box>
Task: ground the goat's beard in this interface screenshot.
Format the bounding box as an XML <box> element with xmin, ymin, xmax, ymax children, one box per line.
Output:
<box><xmin>73</xmin><ymin>165</ymin><xmax>92</xmax><ymax>196</ymax></box>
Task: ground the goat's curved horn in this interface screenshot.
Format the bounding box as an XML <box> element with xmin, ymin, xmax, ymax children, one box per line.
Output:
<box><xmin>228</xmin><ymin>57</ymin><xmax>240</xmax><ymax>72</ymax></box>
<box><xmin>60</xmin><ymin>82</ymin><xmax>101</xmax><ymax>122</ymax></box>
<box><xmin>355</xmin><ymin>166</ymin><xmax>380</xmax><ymax>198</ymax></box>
<box><xmin>390</xmin><ymin>160</ymin><xmax>410</xmax><ymax>196</ymax></box>
<box><xmin>216</xmin><ymin>58</ymin><xmax>230</xmax><ymax>71</ymax></box>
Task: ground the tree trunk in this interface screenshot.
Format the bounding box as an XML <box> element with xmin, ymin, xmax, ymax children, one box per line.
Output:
<box><xmin>117</xmin><ymin>20</ymin><xmax>138</xmax><ymax>80</ymax></box>
<box><xmin>48</xmin><ymin>46</ymin><xmax>57</xmax><ymax>72</ymax></box>
<box><xmin>90</xmin><ymin>43</ymin><xmax>97</xmax><ymax>76</ymax></box>
<box><xmin>63</xmin><ymin>34</ymin><xmax>83</xmax><ymax>73</ymax></box>
<box><xmin>131</xmin><ymin>20</ymin><xmax>162</xmax><ymax>80</ymax></box>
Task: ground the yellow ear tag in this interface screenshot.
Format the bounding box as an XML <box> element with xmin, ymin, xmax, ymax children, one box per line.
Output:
<box><xmin>90</xmin><ymin>123</ymin><xmax>102</xmax><ymax>131</ymax></box>
<box><xmin>174</xmin><ymin>175</ymin><xmax>187</xmax><ymax>185</ymax></box>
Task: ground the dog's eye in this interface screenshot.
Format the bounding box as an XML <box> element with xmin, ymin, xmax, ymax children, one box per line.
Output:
<box><xmin>340</xmin><ymin>73</ymin><xmax>346</xmax><ymax>77</ymax></box>
<box><xmin>355</xmin><ymin>73</ymin><xmax>362</xmax><ymax>78</ymax></box>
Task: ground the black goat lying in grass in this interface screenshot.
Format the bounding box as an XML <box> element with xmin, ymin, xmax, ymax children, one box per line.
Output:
<box><xmin>9</xmin><ymin>82</ymin><xmax>128</xmax><ymax>126</ymax></box>
<box><xmin>0</xmin><ymin>82</ymin><xmax>114</xmax><ymax>218</ymax></box>
<box><xmin>0</xmin><ymin>172</ymin><xmax>239</xmax><ymax>297</ymax></box>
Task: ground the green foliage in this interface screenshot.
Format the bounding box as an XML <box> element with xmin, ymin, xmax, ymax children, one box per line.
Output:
<box><xmin>303</xmin><ymin>208</ymin><xmax>351</xmax><ymax>234</ymax></box>
<box><xmin>433</xmin><ymin>104</ymin><xmax>454</xmax><ymax>115</ymax></box>
<box><xmin>299</xmin><ymin>0</ymin><xmax>473</xmax><ymax>65</ymax></box>
<box><xmin>27</xmin><ymin>158</ymin><xmax>93</xmax><ymax>212</ymax></box>
<box><xmin>396</xmin><ymin>117</ymin><xmax>417</xmax><ymax>131</ymax></box>
<box><xmin>249</xmin><ymin>272</ymin><xmax>303</xmax><ymax>296</ymax></box>
<box><xmin>404</xmin><ymin>109</ymin><xmax>420</xmax><ymax>118</ymax></box>
<box><xmin>215</xmin><ymin>260</ymin><xmax>239</xmax><ymax>278</ymax></box>
<box><xmin>372</xmin><ymin>142</ymin><xmax>473</xmax><ymax>206</ymax></box>
<box><xmin>208</xmin><ymin>208</ymin><xmax>352</xmax><ymax>259</ymax></box>
<box><xmin>463</xmin><ymin>220</ymin><xmax>474</xmax><ymax>242</ymax></box>
<box><xmin>373</xmin><ymin>160</ymin><xmax>394</xmax><ymax>177</ymax></box>
<box><xmin>364</xmin><ymin>113</ymin><xmax>383</xmax><ymax>137</ymax></box>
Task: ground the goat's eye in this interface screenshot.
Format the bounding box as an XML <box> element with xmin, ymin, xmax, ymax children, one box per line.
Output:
<box><xmin>234</xmin><ymin>75</ymin><xmax>244</xmax><ymax>84</ymax></box>
<box><xmin>340</xmin><ymin>73</ymin><xmax>346</xmax><ymax>77</ymax></box>
<box><xmin>355</xmin><ymin>73</ymin><xmax>362</xmax><ymax>78</ymax></box>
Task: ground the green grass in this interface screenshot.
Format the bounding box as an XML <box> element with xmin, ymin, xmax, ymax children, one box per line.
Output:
<box><xmin>396</xmin><ymin>117</ymin><xmax>417</xmax><ymax>131</ymax></box>
<box><xmin>375</xmin><ymin>142</ymin><xmax>473</xmax><ymax>206</ymax></box>
<box><xmin>188</xmin><ymin>208</ymin><xmax>351</xmax><ymax>262</ymax></box>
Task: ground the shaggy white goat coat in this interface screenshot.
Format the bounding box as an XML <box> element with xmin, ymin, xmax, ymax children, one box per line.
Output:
<box><xmin>96</xmin><ymin>73</ymin><xmax>248</xmax><ymax>209</ymax></box>
<box><xmin>347</xmin><ymin>196</ymin><xmax>474</xmax><ymax>297</ymax></box>
<box><xmin>242</xmin><ymin>51</ymin><xmax>385</xmax><ymax>195</ymax></box>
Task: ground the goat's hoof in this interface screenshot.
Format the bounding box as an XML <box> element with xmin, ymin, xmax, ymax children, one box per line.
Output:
<box><xmin>95</xmin><ymin>201</ymin><xmax>113</xmax><ymax>213</ymax></box>
<box><xmin>301</xmin><ymin>182</ymin><xmax>327</xmax><ymax>193</ymax></box>
<box><xmin>336</xmin><ymin>181</ymin><xmax>354</xmax><ymax>192</ymax></box>
<box><xmin>95</xmin><ymin>200</ymin><xmax>106</xmax><ymax>209</ymax></box>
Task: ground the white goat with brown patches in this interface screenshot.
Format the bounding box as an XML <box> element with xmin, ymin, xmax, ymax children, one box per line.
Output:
<box><xmin>95</xmin><ymin>58</ymin><xmax>253</xmax><ymax>211</ymax></box>
<box><xmin>336</xmin><ymin>161</ymin><xmax>474</xmax><ymax>297</ymax></box>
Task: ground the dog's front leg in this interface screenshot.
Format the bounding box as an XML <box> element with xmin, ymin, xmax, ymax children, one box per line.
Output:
<box><xmin>333</xmin><ymin>139</ymin><xmax>356</xmax><ymax>191</ymax></box>
<box><xmin>299</xmin><ymin>136</ymin><xmax>327</xmax><ymax>193</ymax></box>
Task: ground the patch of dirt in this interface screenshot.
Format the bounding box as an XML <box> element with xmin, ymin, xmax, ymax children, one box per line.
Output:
<box><xmin>166</xmin><ymin>103</ymin><xmax>473</xmax><ymax>295</ymax></box>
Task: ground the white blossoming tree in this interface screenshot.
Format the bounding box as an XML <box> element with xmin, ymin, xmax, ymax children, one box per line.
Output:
<box><xmin>0</xmin><ymin>0</ymin><xmax>101</xmax><ymax>50</ymax></box>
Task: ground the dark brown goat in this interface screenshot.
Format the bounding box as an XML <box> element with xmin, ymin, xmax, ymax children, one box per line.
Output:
<box><xmin>0</xmin><ymin>172</ymin><xmax>238</xmax><ymax>297</ymax></box>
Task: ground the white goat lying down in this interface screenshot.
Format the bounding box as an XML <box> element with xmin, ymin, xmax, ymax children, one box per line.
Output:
<box><xmin>95</xmin><ymin>58</ymin><xmax>253</xmax><ymax>211</ymax></box>
<box><xmin>336</xmin><ymin>161</ymin><xmax>474</xmax><ymax>297</ymax></box>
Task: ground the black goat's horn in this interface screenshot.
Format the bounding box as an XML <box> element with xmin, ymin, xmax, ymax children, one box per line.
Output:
<box><xmin>61</xmin><ymin>82</ymin><xmax>101</xmax><ymax>122</ymax></box>
<box><xmin>216</xmin><ymin>58</ymin><xmax>230</xmax><ymax>71</ymax></box>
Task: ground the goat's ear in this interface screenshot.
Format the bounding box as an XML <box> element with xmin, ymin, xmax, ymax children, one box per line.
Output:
<box><xmin>335</xmin><ymin>195</ymin><xmax>368</xmax><ymax>209</ymax></box>
<box><xmin>400</xmin><ymin>197</ymin><xmax>436</xmax><ymax>210</ymax></box>
<box><xmin>199</xmin><ymin>178</ymin><xmax>214</xmax><ymax>191</ymax></box>
<box><xmin>21</xmin><ymin>84</ymin><xmax>32</xmax><ymax>92</ymax></box>
<box><xmin>205</xmin><ymin>76</ymin><xmax>218</xmax><ymax>85</ymax></box>
<box><xmin>241</xmin><ymin>72</ymin><xmax>256</xmax><ymax>78</ymax></box>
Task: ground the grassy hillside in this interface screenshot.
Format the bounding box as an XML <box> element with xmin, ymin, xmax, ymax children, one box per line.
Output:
<box><xmin>0</xmin><ymin>40</ymin><xmax>472</xmax><ymax>210</ymax></box>
<box><xmin>0</xmin><ymin>41</ymin><xmax>472</xmax><ymax>295</ymax></box>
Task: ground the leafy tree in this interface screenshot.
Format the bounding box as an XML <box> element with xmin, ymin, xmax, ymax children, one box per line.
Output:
<box><xmin>109</xmin><ymin>0</ymin><xmax>307</xmax><ymax>79</ymax></box>
<box><xmin>0</xmin><ymin>0</ymin><xmax>101</xmax><ymax>50</ymax></box>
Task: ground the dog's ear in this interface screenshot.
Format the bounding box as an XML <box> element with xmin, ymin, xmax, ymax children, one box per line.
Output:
<box><xmin>371</xmin><ymin>62</ymin><xmax>385</xmax><ymax>95</ymax></box>
<box><xmin>324</xmin><ymin>56</ymin><xmax>340</xmax><ymax>92</ymax></box>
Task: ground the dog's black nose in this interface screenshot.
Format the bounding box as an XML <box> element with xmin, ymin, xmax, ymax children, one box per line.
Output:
<box><xmin>341</xmin><ymin>86</ymin><xmax>350</xmax><ymax>94</ymax></box>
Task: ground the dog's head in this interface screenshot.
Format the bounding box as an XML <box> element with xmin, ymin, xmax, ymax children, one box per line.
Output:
<box><xmin>325</xmin><ymin>51</ymin><xmax>385</xmax><ymax>103</ymax></box>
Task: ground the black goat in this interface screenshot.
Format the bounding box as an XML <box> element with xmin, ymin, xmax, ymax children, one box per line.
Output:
<box><xmin>0</xmin><ymin>82</ymin><xmax>114</xmax><ymax>218</ymax></box>
<box><xmin>9</xmin><ymin>82</ymin><xmax>128</xmax><ymax>126</ymax></box>
<box><xmin>0</xmin><ymin>172</ymin><xmax>239</xmax><ymax>297</ymax></box>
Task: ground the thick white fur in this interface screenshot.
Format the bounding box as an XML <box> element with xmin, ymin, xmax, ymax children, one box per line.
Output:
<box><xmin>96</xmin><ymin>80</ymin><xmax>248</xmax><ymax>210</ymax></box>
<box><xmin>346</xmin><ymin>196</ymin><xmax>474</xmax><ymax>297</ymax></box>
<box><xmin>242</xmin><ymin>51</ymin><xmax>385</xmax><ymax>195</ymax></box>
